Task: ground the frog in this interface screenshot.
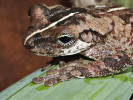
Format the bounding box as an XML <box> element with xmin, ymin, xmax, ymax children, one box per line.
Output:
<box><xmin>23</xmin><ymin>4</ymin><xmax>133</xmax><ymax>86</ymax></box>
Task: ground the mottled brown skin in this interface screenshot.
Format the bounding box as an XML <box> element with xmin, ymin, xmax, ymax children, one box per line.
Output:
<box><xmin>23</xmin><ymin>4</ymin><xmax>133</xmax><ymax>86</ymax></box>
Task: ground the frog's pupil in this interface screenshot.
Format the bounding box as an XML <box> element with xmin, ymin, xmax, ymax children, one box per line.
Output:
<box><xmin>59</xmin><ymin>36</ymin><xmax>71</xmax><ymax>43</ymax></box>
<box><xmin>28</xmin><ymin>8</ymin><xmax>31</xmax><ymax>16</ymax></box>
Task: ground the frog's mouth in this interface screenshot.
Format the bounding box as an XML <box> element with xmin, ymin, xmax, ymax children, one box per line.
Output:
<box><xmin>61</xmin><ymin>39</ymin><xmax>91</xmax><ymax>56</ymax></box>
<box><xmin>29</xmin><ymin>39</ymin><xmax>91</xmax><ymax>57</ymax></box>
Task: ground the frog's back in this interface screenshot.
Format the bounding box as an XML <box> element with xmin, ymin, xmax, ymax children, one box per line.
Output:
<box><xmin>104</xmin><ymin>8</ymin><xmax>133</xmax><ymax>52</ymax></box>
<box><xmin>86</xmin><ymin>7</ymin><xmax>133</xmax><ymax>52</ymax></box>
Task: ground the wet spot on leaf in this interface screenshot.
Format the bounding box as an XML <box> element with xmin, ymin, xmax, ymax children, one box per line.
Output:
<box><xmin>36</xmin><ymin>85</ymin><xmax>49</xmax><ymax>91</ymax></box>
<box><xmin>29</xmin><ymin>82</ymin><xmax>37</xmax><ymax>86</ymax></box>
<box><xmin>114</xmin><ymin>75</ymin><xmax>128</xmax><ymax>82</ymax></box>
<box><xmin>84</xmin><ymin>78</ymin><xmax>91</xmax><ymax>84</ymax></box>
<box><xmin>53</xmin><ymin>82</ymin><xmax>62</xmax><ymax>87</ymax></box>
<box><xmin>129</xmin><ymin>77</ymin><xmax>133</xmax><ymax>84</ymax></box>
<box><xmin>84</xmin><ymin>76</ymin><xmax>109</xmax><ymax>85</ymax></box>
<box><xmin>97</xmin><ymin>76</ymin><xmax>110</xmax><ymax>80</ymax></box>
<box><xmin>114</xmin><ymin>96</ymin><xmax>120</xmax><ymax>100</ymax></box>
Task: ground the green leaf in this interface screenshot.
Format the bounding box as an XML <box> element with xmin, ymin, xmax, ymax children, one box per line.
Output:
<box><xmin>112</xmin><ymin>0</ymin><xmax>133</xmax><ymax>8</ymax></box>
<box><xmin>0</xmin><ymin>65</ymin><xmax>133</xmax><ymax>100</ymax></box>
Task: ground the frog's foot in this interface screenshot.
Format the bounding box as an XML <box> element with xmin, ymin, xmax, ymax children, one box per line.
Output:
<box><xmin>33</xmin><ymin>52</ymin><xmax>133</xmax><ymax>86</ymax></box>
<box><xmin>33</xmin><ymin>62</ymin><xmax>74</xmax><ymax>86</ymax></box>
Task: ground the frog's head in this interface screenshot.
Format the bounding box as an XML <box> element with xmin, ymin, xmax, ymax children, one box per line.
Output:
<box><xmin>23</xmin><ymin>4</ymin><xmax>93</xmax><ymax>57</ymax></box>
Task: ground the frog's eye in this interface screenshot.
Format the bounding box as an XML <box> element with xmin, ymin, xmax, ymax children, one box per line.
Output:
<box><xmin>57</xmin><ymin>33</ymin><xmax>75</xmax><ymax>47</ymax></box>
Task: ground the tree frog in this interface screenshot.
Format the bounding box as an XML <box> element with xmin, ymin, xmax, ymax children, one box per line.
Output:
<box><xmin>23</xmin><ymin>4</ymin><xmax>133</xmax><ymax>86</ymax></box>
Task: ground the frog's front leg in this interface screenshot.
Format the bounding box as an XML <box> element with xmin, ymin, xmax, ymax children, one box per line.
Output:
<box><xmin>33</xmin><ymin>52</ymin><xmax>133</xmax><ymax>86</ymax></box>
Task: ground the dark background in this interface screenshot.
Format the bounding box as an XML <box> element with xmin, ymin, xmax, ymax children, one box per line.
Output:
<box><xmin>0</xmin><ymin>0</ymin><xmax>71</xmax><ymax>91</ymax></box>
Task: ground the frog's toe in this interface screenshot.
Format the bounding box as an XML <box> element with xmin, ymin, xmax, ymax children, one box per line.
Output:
<box><xmin>32</xmin><ymin>77</ymin><xmax>45</xmax><ymax>84</ymax></box>
<box><xmin>45</xmin><ymin>78</ymin><xmax>59</xmax><ymax>86</ymax></box>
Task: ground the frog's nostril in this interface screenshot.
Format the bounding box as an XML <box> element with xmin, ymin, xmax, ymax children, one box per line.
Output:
<box><xmin>23</xmin><ymin>37</ymin><xmax>35</xmax><ymax>50</ymax></box>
